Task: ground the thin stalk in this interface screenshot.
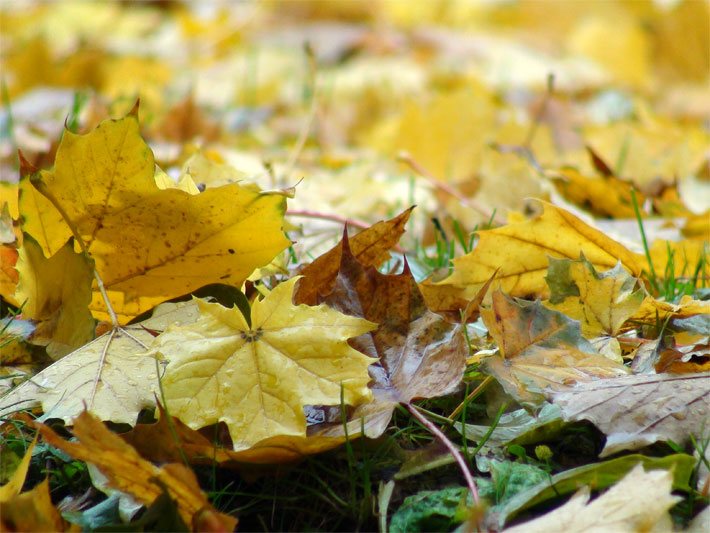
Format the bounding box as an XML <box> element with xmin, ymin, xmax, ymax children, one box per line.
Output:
<box><xmin>449</xmin><ymin>376</ymin><xmax>493</xmax><ymax>421</ymax></box>
<box><xmin>406</xmin><ymin>402</ymin><xmax>480</xmax><ymax>508</ymax></box>
<box><xmin>29</xmin><ymin>171</ymin><xmax>119</xmax><ymax>327</ymax></box>
<box><xmin>398</xmin><ymin>151</ymin><xmax>504</xmax><ymax>225</ymax></box>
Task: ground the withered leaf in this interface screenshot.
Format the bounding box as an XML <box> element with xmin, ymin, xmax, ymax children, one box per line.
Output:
<box><xmin>318</xmin><ymin>233</ymin><xmax>468</xmax><ymax>437</ymax></box>
<box><xmin>294</xmin><ymin>207</ymin><xmax>413</xmax><ymax>306</ymax></box>
<box><xmin>481</xmin><ymin>291</ymin><xmax>629</xmax><ymax>406</ymax></box>
<box><xmin>547</xmin><ymin>372</ymin><xmax>710</xmax><ymax>457</ymax></box>
<box><xmin>32</xmin><ymin>411</ymin><xmax>237</xmax><ymax>530</ymax></box>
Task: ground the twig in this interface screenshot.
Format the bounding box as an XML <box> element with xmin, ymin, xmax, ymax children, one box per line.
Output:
<box><xmin>397</xmin><ymin>151</ymin><xmax>505</xmax><ymax>226</ymax></box>
<box><xmin>524</xmin><ymin>73</ymin><xmax>555</xmax><ymax>148</ymax></box>
<box><xmin>448</xmin><ymin>376</ymin><xmax>493</xmax><ymax>421</ymax></box>
<box><xmin>286</xmin><ymin>209</ymin><xmax>371</xmax><ymax>230</ymax></box>
<box><xmin>406</xmin><ymin>402</ymin><xmax>480</xmax><ymax>508</ymax></box>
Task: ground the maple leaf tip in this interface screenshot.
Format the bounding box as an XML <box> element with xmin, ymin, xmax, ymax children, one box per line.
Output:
<box><xmin>17</xmin><ymin>150</ymin><xmax>38</xmax><ymax>177</ymax></box>
<box><xmin>128</xmin><ymin>99</ymin><xmax>141</xmax><ymax>118</ymax></box>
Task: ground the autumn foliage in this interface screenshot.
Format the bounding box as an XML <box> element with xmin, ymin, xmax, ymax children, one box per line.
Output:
<box><xmin>0</xmin><ymin>1</ymin><xmax>708</xmax><ymax>532</ymax></box>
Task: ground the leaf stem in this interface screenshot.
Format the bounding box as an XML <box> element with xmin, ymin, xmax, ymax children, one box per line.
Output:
<box><xmin>449</xmin><ymin>376</ymin><xmax>493</xmax><ymax>421</ymax></box>
<box><xmin>405</xmin><ymin>402</ymin><xmax>480</xmax><ymax>509</ymax></box>
<box><xmin>29</xmin><ymin>171</ymin><xmax>120</xmax><ymax>327</ymax></box>
<box><xmin>398</xmin><ymin>151</ymin><xmax>504</xmax><ymax>226</ymax></box>
<box><xmin>286</xmin><ymin>209</ymin><xmax>370</xmax><ymax>230</ymax></box>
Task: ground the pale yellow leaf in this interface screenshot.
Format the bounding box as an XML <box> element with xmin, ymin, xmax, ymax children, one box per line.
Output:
<box><xmin>505</xmin><ymin>464</ymin><xmax>680</xmax><ymax>533</ymax></box>
<box><xmin>152</xmin><ymin>277</ymin><xmax>376</xmax><ymax>451</ymax></box>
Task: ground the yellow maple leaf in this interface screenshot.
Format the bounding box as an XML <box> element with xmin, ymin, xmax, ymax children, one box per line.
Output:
<box><xmin>443</xmin><ymin>201</ymin><xmax>645</xmax><ymax>299</ymax></box>
<box><xmin>19</xmin><ymin>111</ymin><xmax>290</xmax><ymax>323</ymax></box>
<box><xmin>14</xmin><ymin>236</ymin><xmax>95</xmax><ymax>358</ymax></box>
<box><xmin>152</xmin><ymin>277</ymin><xmax>376</xmax><ymax>451</ymax></box>
<box><xmin>545</xmin><ymin>255</ymin><xmax>645</xmax><ymax>337</ymax></box>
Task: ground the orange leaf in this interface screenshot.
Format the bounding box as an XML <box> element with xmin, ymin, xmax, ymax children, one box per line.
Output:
<box><xmin>33</xmin><ymin>411</ymin><xmax>237</xmax><ymax>531</ymax></box>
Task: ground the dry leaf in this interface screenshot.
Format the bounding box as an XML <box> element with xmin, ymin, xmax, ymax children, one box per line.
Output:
<box><xmin>548</xmin><ymin>167</ymin><xmax>642</xmax><ymax>219</ymax></box>
<box><xmin>443</xmin><ymin>201</ymin><xmax>644</xmax><ymax>299</ymax></box>
<box><xmin>548</xmin><ymin>372</ymin><xmax>710</xmax><ymax>457</ymax></box>
<box><xmin>122</xmin><ymin>402</ymin><xmax>351</xmax><ymax>465</ymax></box>
<box><xmin>0</xmin><ymin>300</ymin><xmax>201</xmax><ymax>425</ymax></box>
<box><xmin>0</xmin><ymin>478</ymin><xmax>66</xmax><ymax>532</ymax></box>
<box><xmin>0</xmin><ymin>434</ymin><xmax>36</xmax><ymax>502</ymax></box>
<box><xmin>504</xmin><ymin>464</ymin><xmax>679</xmax><ymax>533</ymax></box>
<box><xmin>482</xmin><ymin>291</ymin><xmax>629</xmax><ymax>406</ymax></box>
<box><xmin>294</xmin><ymin>207</ymin><xmax>413</xmax><ymax>306</ymax></box>
<box><xmin>151</xmin><ymin>277</ymin><xmax>376</xmax><ymax>451</ymax></box>
<box><xmin>13</xmin><ymin>236</ymin><xmax>94</xmax><ymax>358</ymax></box>
<box><xmin>325</xmin><ymin>237</ymin><xmax>468</xmax><ymax>404</ymax></box>
<box><xmin>19</xmin><ymin>112</ymin><xmax>289</xmax><ymax>323</ymax></box>
<box><xmin>33</xmin><ymin>411</ymin><xmax>237</xmax><ymax>531</ymax></box>
<box><xmin>545</xmin><ymin>255</ymin><xmax>644</xmax><ymax>337</ymax></box>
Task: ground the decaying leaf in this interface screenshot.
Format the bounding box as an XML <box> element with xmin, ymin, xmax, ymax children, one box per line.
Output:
<box><xmin>13</xmin><ymin>235</ymin><xmax>94</xmax><ymax>358</ymax></box>
<box><xmin>32</xmin><ymin>411</ymin><xmax>237</xmax><ymax>530</ymax></box>
<box><xmin>481</xmin><ymin>291</ymin><xmax>629</xmax><ymax>406</ymax></box>
<box><xmin>545</xmin><ymin>255</ymin><xmax>644</xmax><ymax>337</ymax></box>
<box><xmin>0</xmin><ymin>300</ymin><xmax>201</xmax><ymax>425</ymax></box>
<box><xmin>548</xmin><ymin>372</ymin><xmax>710</xmax><ymax>457</ymax></box>
<box><xmin>442</xmin><ymin>201</ymin><xmax>644</xmax><ymax>299</ymax></box>
<box><xmin>489</xmin><ymin>453</ymin><xmax>695</xmax><ymax>529</ymax></box>
<box><xmin>151</xmin><ymin>277</ymin><xmax>376</xmax><ymax>451</ymax></box>
<box><xmin>121</xmin><ymin>402</ymin><xmax>350</xmax><ymax>465</ymax></box>
<box><xmin>316</xmin><ymin>235</ymin><xmax>468</xmax><ymax>437</ymax></box>
<box><xmin>504</xmin><ymin>464</ymin><xmax>680</xmax><ymax>533</ymax></box>
<box><xmin>19</xmin><ymin>112</ymin><xmax>289</xmax><ymax>323</ymax></box>
<box><xmin>294</xmin><ymin>207</ymin><xmax>413</xmax><ymax>305</ymax></box>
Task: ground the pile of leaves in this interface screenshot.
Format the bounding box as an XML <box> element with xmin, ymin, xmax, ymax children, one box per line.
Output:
<box><xmin>1</xmin><ymin>1</ymin><xmax>708</xmax><ymax>532</ymax></box>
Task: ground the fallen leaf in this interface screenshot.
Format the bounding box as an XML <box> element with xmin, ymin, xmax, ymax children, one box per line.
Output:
<box><xmin>0</xmin><ymin>433</ymin><xmax>36</xmax><ymax>502</ymax></box>
<box><xmin>14</xmin><ymin>235</ymin><xmax>94</xmax><ymax>358</ymax></box>
<box><xmin>548</xmin><ymin>372</ymin><xmax>710</xmax><ymax>457</ymax></box>
<box><xmin>294</xmin><ymin>207</ymin><xmax>413</xmax><ymax>305</ymax></box>
<box><xmin>481</xmin><ymin>291</ymin><xmax>629</xmax><ymax>406</ymax></box>
<box><xmin>33</xmin><ymin>411</ymin><xmax>237</xmax><ymax>531</ymax></box>
<box><xmin>548</xmin><ymin>167</ymin><xmax>642</xmax><ymax>219</ymax></box>
<box><xmin>0</xmin><ymin>243</ymin><xmax>19</xmax><ymax>306</ymax></box>
<box><xmin>121</xmin><ymin>401</ymin><xmax>349</xmax><ymax>465</ymax></box>
<box><xmin>504</xmin><ymin>464</ymin><xmax>679</xmax><ymax>533</ymax></box>
<box><xmin>20</xmin><ymin>111</ymin><xmax>289</xmax><ymax>322</ymax></box>
<box><xmin>151</xmin><ymin>277</ymin><xmax>376</xmax><ymax>451</ymax></box>
<box><xmin>0</xmin><ymin>478</ymin><xmax>66</xmax><ymax>532</ymax></box>
<box><xmin>489</xmin><ymin>453</ymin><xmax>695</xmax><ymax>529</ymax></box>
<box><xmin>308</xmin><ymin>235</ymin><xmax>469</xmax><ymax>438</ymax></box>
<box><xmin>633</xmin><ymin>294</ymin><xmax>710</xmax><ymax>324</ymax></box>
<box><xmin>0</xmin><ymin>300</ymin><xmax>201</xmax><ymax>425</ymax></box>
<box><xmin>545</xmin><ymin>255</ymin><xmax>644</xmax><ymax>337</ymax></box>
<box><xmin>443</xmin><ymin>201</ymin><xmax>644</xmax><ymax>299</ymax></box>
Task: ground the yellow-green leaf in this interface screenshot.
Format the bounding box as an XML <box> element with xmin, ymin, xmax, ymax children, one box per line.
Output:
<box><xmin>545</xmin><ymin>255</ymin><xmax>644</xmax><ymax>337</ymax></box>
